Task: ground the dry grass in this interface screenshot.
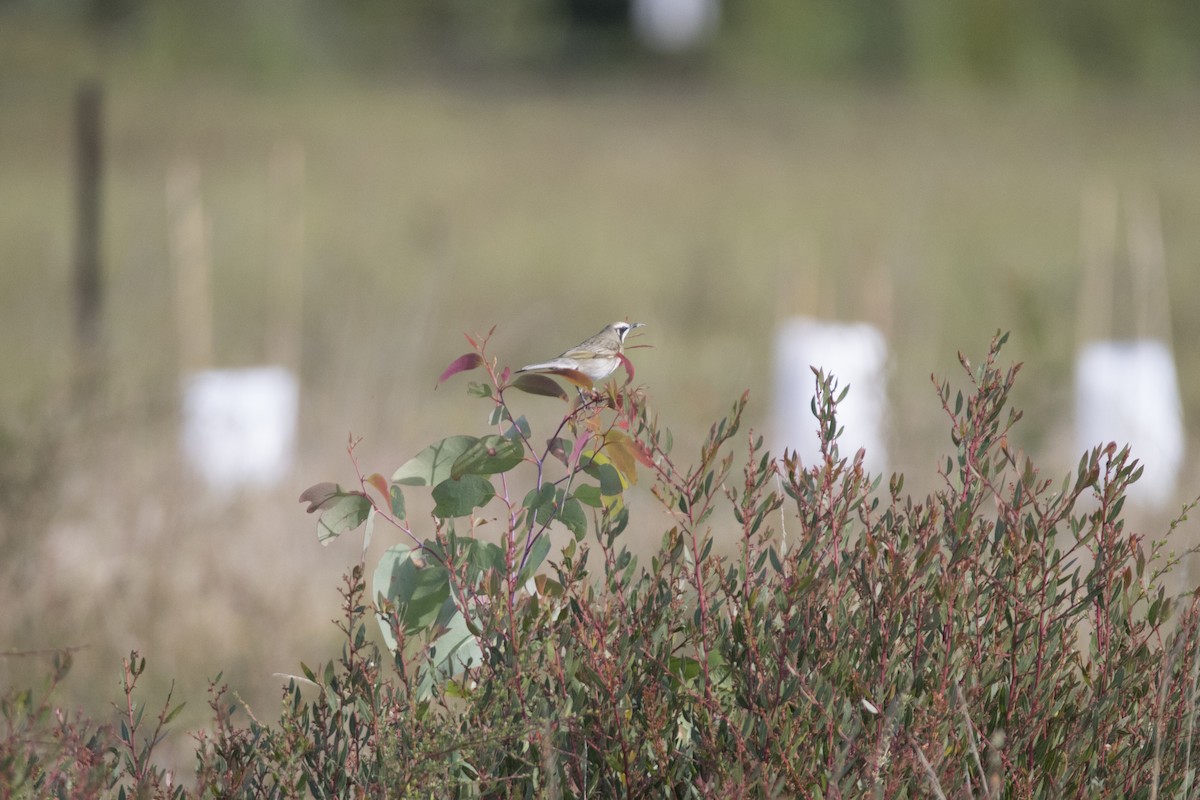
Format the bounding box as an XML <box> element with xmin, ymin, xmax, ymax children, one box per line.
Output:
<box><xmin>3</xmin><ymin>35</ymin><xmax>1200</xmax><ymax>746</ymax></box>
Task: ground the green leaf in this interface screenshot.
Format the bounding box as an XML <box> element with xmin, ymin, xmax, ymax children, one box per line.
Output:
<box><xmin>585</xmin><ymin>460</ymin><xmax>625</xmax><ymax>496</ymax></box>
<box><xmin>298</xmin><ymin>481</ymin><xmax>342</xmax><ymax>512</ymax></box>
<box><xmin>573</xmin><ymin>484</ymin><xmax>602</xmax><ymax>508</ymax></box>
<box><xmin>768</xmin><ymin>546</ymin><xmax>783</xmax><ymax>573</ymax></box>
<box><xmin>163</xmin><ymin>703</ymin><xmax>187</xmax><ymax>726</ymax></box>
<box><xmin>581</xmin><ymin>450</ymin><xmax>632</xmax><ymax>496</ymax></box>
<box><xmin>432</xmin><ymin>474</ymin><xmax>496</xmax><ymax>518</ymax></box>
<box><xmin>558</xmin><ymin>496</ymin><xmax>587</xmax><ymax>539</ymax></box>
<box><xmin>363</xmin><ymin>506</ymin><xmax>376</xmax><ymax>555</ymax></box>
<box><xmin>505</xmin><ymin>415</ymin><xmax>532</xmax><ymax>441</ymax></box>
<box><xmin>418</xmin><ymin>611</ymin><xmax>482</xmax><ymax>699</ymax></box>
<box><xmin>667</xmin><ymin>655</ymin><xmax>702</xmax><ymax>687</ymax></box>
<box><xmin>523</xmin><ymin>484</ymin><xmax>557</xmax><ymax>525</ymax></box>
<box><xmin>298</xmin><ymin>486</ymin><xmax>371</xmax><ymax>546</ymax></box>
<box><xmin>450</xmin><ymin>435</ymin><xmax>524</xmax><ymax>480</ymax></box>
<box><xmin>392</xmin><ymin>436</ymin><xmax>478</xmax><ymax>486</ymax></box>
<box><xmin>518</xmin><ymin>534</ymin><xmax>552</xmax><ymax>584</ymax></box>
<box><xmin>389</xmin><ymin>483</ymin><xmax>406</xmax><ymax>519</ymax></box>
<box><xmin>373</xmin><ymin>543</ymin><xmax>452</xmax><ymax>649</ymax></box>
<box><xmin>510</xmin><ymin>373</ymin><xmax>570</xmax><ymax>400</ymax></box>
<box><xmin>605</xmin><ymin>505</ymin><xmax>629</xmax><ymax>538</ymax></box>
<box><xmin>488</xmin><ymin>404</ymin><xmax>511</xmax><ymax>427</ymax></box>
<box><xmin>464</xmin><ymin>538</ymin><xmax>505</xmax><ymax>577</ymax></box>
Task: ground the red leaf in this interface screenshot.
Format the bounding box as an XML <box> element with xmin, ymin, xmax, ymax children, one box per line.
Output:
<box><xmin>552</xmin><ymin>368</ymin><xmax>595</xmax><ymax>390</ymax></box>
<box><xmin>568</xmin><ymin>431</ymin><xmax>593</xmax><ymax>468</ymax></box>
<box><xmin>629</xmin><ymin>438</ymin><xmax>657</xmax><ymax>469</ymax></box>
<box><xmin>365</xmin><ymin>472</ymin><xmax>388</xmax><ymax>500</ymax></box>
<box><xmin>617</xmin><ymin>352</ymin><xmax>634</xmax><ymax>385</ymax></box>
<box><xmin>437</xmin><ymin>352</ymin><xmax>484</xmax><ymax>387</ymax></box>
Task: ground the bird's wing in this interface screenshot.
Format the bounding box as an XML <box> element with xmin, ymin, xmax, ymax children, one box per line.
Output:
<box><xmin>559</xmin><ymin>346</ymin><xmax>605</xmax><ymax>361</ymax></box>
<box><xmin>517</xmin><ymin>358</ymin><xmax>577</xmax><ymax>373</ymax></box>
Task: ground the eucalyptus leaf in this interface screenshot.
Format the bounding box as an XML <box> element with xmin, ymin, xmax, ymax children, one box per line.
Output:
<box><xmin>389</xmin><ymin>482</ymin><xmax>406</xmax><ymax>519</ymax></box>
<box><xmin>432</xmin><ymin>474</ymin><xmax>496</xmax><ymax>518</ymax></box>
<box><xmin>315</xmin><ymin>493</ymin><xmax>371</xmax><ymax>545</ymax></box>
<box><xmin>373</xmin><ymin>543</ymin><xmax>452</xmax><ymax>650</ymax></box>
<box><xmin>574</xmin><ymin>484</ymin><xmax>602</xmax><ymax>508</ymax></box>
<box><xmin>518</xmin><ymin>533</ymin><xmax>552</xmax><ymax>585</ymax></box>
<box><xmin>450</xmin><ymin>435</ymin><xmax>524</xmax><ymax>480</ymax></box>
<box><xmin>392</xmin><ymin>436</ymin><xmax>479</xmax><ymax>486</ymax></box>
<box><xmin>558</xmin><ymin>496</ymin><xmax>587</xmax><ymax>540</ymax></box>
<box><xmin>417</xmin><ymin>611</ymin><xmax>482</xmax><ymax>700</ymax></box>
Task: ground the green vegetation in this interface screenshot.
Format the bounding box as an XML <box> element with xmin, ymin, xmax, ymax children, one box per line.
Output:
<box><xmin>5</xmin><ymin>334</ymin><xmax>1200</xmax><ymax>796</ymax></box>
<box><xmin>4</xmin><ymin>8</ymin><xmax>1200</xmax><ymax>794</ymax></box>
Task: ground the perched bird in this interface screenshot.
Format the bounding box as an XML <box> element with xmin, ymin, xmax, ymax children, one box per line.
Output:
<box><xmin>517</xmin><ymin>321</ymin><xmax>645</xmax><ymax>383</ymax></box>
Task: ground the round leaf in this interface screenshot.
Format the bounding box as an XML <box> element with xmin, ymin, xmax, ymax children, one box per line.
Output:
<box><xmin>432</xmin><ymin>474</ymin><xmax>496</xmax><ymax>518</ymax></box>
<box><xmin>450</xmin><ymin>435</ymin><xmax>524</xmax><ymax>480</ymax></box>
<box><xmin>393</xmin><ymin>436</ymin><xmax>479</xmax><ymax>486</ymax></box>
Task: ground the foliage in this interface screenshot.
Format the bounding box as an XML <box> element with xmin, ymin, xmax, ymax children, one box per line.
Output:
<box><xmin>0</xmin><ymin>648</ymin><xmax>186</xmax><ymax>799</ymax></box>
<box><xmin>5</xmin><ymin>330</ymin><xmax>1200</xmax><ymax>797</ymax></box>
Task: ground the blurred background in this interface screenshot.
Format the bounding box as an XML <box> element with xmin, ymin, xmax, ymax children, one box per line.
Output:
<box><xmin>3</xmin><ymin>0</ymin><xmax>1200</xmax><ymax>758</ymax></box>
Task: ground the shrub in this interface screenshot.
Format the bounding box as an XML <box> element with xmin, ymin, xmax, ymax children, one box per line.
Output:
<box><xmin>0</xmin><ymin>649</ymin><xmax>186</xmax><ymax>799</ymax></box>
<box><xmin>4</xmin><ymin>330</ymin><xmax>1199</xmax><ymax>798</ymax></box>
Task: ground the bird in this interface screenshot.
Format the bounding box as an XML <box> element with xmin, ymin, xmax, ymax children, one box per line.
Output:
<box><xmin>516</xmin><ymin>321</ymin><xmax>645</xmax><ymax>384</ymax></box>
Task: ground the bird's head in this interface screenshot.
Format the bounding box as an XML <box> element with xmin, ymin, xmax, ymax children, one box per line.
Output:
<box><xmin>611</xmin><ymin>321</ymin><xmax>645</xmax><ymax>344</ymax></box>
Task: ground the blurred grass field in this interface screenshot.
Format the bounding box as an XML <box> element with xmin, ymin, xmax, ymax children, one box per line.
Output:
<box><xmin>4</xmin><ymin>10</ymin><xmax>1200</xmax><ymax>748</ymax></box>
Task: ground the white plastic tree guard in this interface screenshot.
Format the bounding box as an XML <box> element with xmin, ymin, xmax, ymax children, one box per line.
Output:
<box><xmin>631</xmin><ymin>0</ymin><xmax>720</xmax><ymax>52</ymax></box>
<box><xmin>1073</xmin><ymin>339</ymin><xmax>1184</xmax><ymax>509</ymax></box>
<box><xmin>773</xmin><ymin>317</ymin><xmax>889</xmax><ymax>475</ymax></box>
<box><xmin>181</xmin><ymin>366</ymin><xmax>299</xmax><ymax>492</ymax></box>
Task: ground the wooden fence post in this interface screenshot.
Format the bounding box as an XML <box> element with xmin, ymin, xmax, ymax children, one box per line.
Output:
<box><xmin>73</xmin><ymin>82</ymin><xmax>103</xmax><ymax>397</ymax></box>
